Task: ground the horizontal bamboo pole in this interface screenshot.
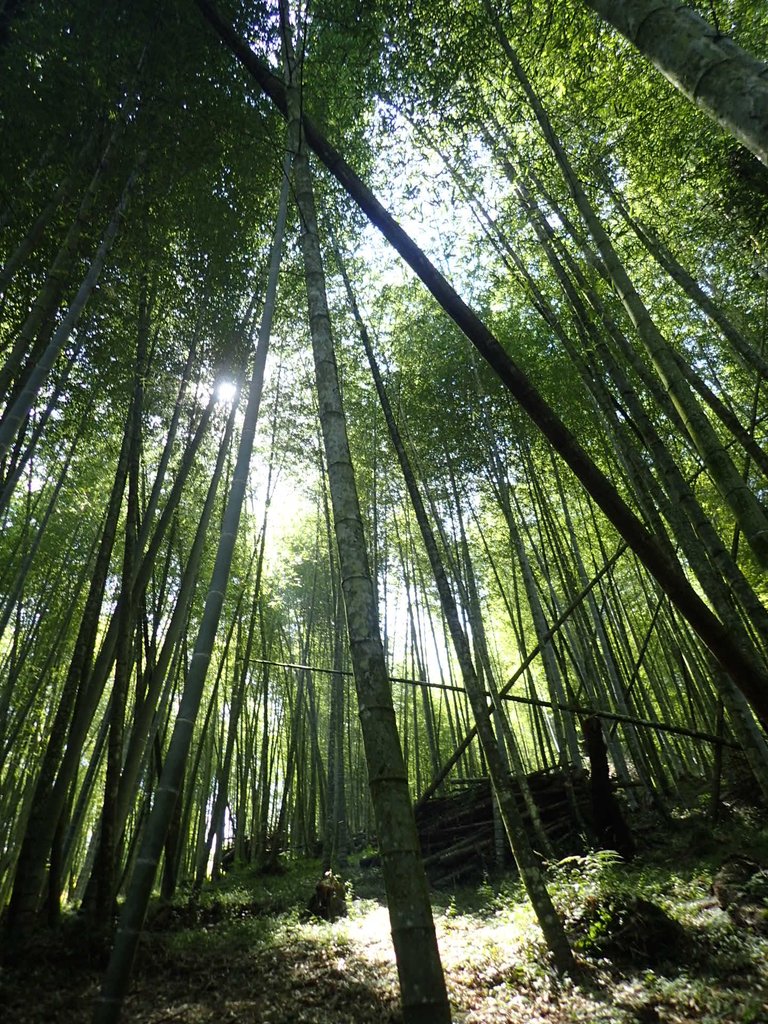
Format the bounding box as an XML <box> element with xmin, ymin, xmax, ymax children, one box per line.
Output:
<box><xmin>249</xmin><ymin>656</ymin><xmax>736</xmax><ymax>751</ymax></box>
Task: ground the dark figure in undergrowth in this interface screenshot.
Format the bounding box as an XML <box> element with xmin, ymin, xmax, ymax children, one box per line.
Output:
<box><xmin>713</xmin><ymin>854</ymin><xmax>768</xmax><ymax>933</ymax></box>
<box><xmin>582</xmin><ymin>716</ymin><xmax>635</xmax><ymax>860</ymax></box>
<box><xmin>308</xmin><ymin>871</ymin><xmax>347</xmax><ymax>921</ymax></box>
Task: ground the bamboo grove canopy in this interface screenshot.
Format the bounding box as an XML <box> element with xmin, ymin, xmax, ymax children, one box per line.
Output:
<box><xmin>1</xmin><ymin>1</ymin><xmax>768</xmax><ymax>1021</ymax></box>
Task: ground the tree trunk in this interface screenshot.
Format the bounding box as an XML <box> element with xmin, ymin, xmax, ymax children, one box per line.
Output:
<box><xmin>335</xmin><ymin>249</ymin><xmax>574</xmax><ymax>972</ymax></box>
<box><xmin>582</xmin><ymin>0</ymin><xmax>768</xmax><ymax>166</ymax></box>
<box><xmin>5</xmin><ymin>396</ymin><xmax>133</xmax><ymax>935</ymax></box>
<box><xmin>488</xmin><ymin>12</ymin><xmax>768</xmax><ymax>568</ymax></box>
<box><xmin>91</xmin><ymin>284</ymin><xmax>147</xmax><ymax>929</ymax></box>
<box><xmin>279</xmin><ymin>7</ymin><xmax>451</xmax><ymax>1015</ymax></box>
<box><xmin>93</xmin><ymin>158</ymin><xmax>290</xmax><ymax>1024</ymax></box>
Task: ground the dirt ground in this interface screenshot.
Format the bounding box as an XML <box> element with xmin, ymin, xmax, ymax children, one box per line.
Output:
<box><xmin>2</xmin><ymin>821</ymin><xmax>768</xmax><ymax>1024</ymax></box>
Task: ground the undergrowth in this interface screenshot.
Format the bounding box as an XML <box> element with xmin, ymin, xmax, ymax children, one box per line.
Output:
<box><xmin>2</xmin><ymin>807</ymin><xmax>767</xmax><ymax>1022</ymax></box>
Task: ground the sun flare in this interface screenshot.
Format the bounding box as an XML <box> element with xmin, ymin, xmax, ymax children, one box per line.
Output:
<box><xmin>216</xmin><ymin>379</ymin><xmax>238</xmax><ymax>405</ymax></box>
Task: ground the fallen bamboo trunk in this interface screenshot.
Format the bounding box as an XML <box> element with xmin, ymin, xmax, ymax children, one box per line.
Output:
<box><xmin>415</xmin><ymin>768</ymin><xmax>595</xmax><ymax>884</ymax></box>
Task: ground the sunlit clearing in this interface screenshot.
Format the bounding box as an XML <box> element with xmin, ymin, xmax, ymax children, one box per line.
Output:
<box><xmin>344</xmin><ymin>904</ymin><xmax>394</xmax><ymax>965</ymax></box>
<box><xmin>216</xmin><ymin>379</ymin><xmax>238</xmax><ymax>405</ymax></box>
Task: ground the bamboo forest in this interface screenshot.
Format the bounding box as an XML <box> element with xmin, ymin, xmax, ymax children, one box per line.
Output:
<box><xmin>2</xmin><ymin>1</ymin><xmax>768</xmax><ymax>1022</ymax></box>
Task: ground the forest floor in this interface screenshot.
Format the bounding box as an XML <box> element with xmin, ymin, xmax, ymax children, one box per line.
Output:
<box><xmin>2</xmin><ymin>803</ymin><xmax>768</xmax><ymax>1024</ymax></box>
